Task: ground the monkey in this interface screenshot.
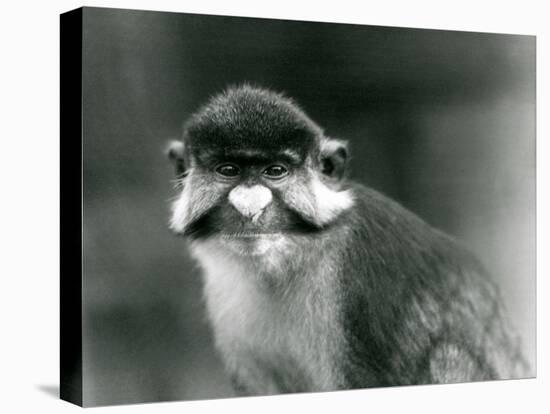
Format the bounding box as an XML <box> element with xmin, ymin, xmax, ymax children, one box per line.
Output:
<box><xmin>167</xmin><ymin>85</ymin><xmax>528</xmax><ymax>396</ymax></box>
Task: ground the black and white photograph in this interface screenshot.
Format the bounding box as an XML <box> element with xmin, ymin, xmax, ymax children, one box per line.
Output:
<box><xmin>2</xmin><ymin>1</ymin><xmax>544</xmax><ymax>412</ymax></box>
<box><xmin>58</xmin><ymin>6</ymin><xmax>537</xmax><ymax>407</ymax></box>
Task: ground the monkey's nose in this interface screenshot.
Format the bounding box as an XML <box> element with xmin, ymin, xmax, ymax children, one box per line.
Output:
<box><xmin>228</xmin><ymin>185</ymin><xmax>273</xmax><ymax>221</ymax></box>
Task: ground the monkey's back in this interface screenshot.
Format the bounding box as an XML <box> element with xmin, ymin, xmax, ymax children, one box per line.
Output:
<box><xmin>334</xmin><ymin>184</ymin><xmax>528</xmax><ymax>387</ymax></box>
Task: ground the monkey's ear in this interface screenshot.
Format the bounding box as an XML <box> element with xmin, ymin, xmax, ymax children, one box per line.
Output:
<box><xmin>320</xmin><ymin>138</ymin><xmax>348</xmax><ymax>181</ymax></box>
<box><xmin>166</xmin><ymin>140</ymin><xmax>187</xmax><ymax>177</ymax></box>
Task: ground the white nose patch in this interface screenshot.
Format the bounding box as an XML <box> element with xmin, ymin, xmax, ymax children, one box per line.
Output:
<box><xmin>228</xmin><ymin>185</ymin><xmax>273</xmax><ymax>221</ymax></box>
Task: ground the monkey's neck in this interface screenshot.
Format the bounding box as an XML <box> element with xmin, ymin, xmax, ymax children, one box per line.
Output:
<box><xmin>189</xmin><ymin>234</ymin><xmax>348</xmax><ymax>392</ymax></box>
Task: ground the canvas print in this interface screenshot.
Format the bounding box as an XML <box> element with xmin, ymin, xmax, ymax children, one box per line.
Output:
<box><xmin>60</xmin><ymin>6</ymin><xmax>536</xmax><ymax>407</ymax></box>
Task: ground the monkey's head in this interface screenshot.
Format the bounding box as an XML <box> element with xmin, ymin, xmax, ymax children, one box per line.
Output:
<box><xmin>168</xmin><ymin>86</ymin><xmax>353</xmax><ymax>256</ymax></box>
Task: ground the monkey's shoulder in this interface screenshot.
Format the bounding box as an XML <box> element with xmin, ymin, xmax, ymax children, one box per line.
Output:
<box><xmin>332</xmin><ymin>183</ymin><xmax>524</xmax><ymax>385</ymax></box>
<box><xmin>338</xmin><ymin>183</ymin><xmax>486</xmax><ymax>277</ymax></box>
<box><xmin>338</xmin><ymin>182</ymin><xmax>502</xmax><ymax>315</ymax></box>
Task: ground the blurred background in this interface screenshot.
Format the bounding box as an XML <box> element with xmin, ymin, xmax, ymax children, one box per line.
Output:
<box><xmin>81</xmin><ymin>7</ymin><xmax>535</xmax><ymax>406</ymax></box>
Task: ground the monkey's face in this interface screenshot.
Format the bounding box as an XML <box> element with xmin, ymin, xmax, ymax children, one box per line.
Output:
<box><xmin>178</xmin><ymin>155</ymin><xmax>312</xmax><ymax>256</ymax></box>
<box><xmin>168</xmin><ymin>86</ymin><xmax>354</xmax><ymax>257</ymax></box>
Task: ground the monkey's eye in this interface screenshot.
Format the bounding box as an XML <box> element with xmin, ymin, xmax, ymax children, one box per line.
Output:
<box><xmin>262</xmin><ymin>165</ymin><xmax>288</xmax><ymax>179</ymax></box>
<box><xmin>216</xmin><ymin>163</ymin><xmax>240</xmax><ymax>177</ymax></box>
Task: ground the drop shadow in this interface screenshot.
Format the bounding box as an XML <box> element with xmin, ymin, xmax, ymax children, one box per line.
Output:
<box><xmin>36</xmin><ymin>384</ymin><xmax>59</xmax><ymax>399</ymax></box>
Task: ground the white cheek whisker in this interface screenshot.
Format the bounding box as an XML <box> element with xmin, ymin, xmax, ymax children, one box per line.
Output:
<box><xmin>170</xmin><ymin>178</ymin><xmax>185</xmax><ymax>189</ymax></box>
<box><xmin>310</xmin><ymin>176</ymin><xmax>354</xmax><ymax>225</ymax></box>
<box><xmin>165</xmin><ymin>194</ymin><xmax>181</xmax><ymax>203</ymax></box>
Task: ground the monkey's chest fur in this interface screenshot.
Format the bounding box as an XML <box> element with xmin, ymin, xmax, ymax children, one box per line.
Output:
<box><xmin>191</xmin><ymin>238</ymin><xmax>347</xmax><ymax>395</ymax></box>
